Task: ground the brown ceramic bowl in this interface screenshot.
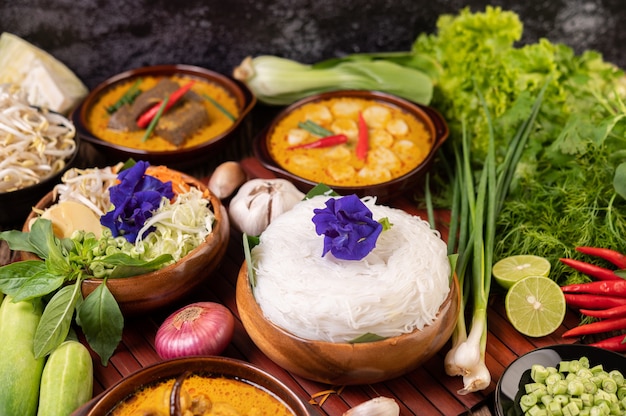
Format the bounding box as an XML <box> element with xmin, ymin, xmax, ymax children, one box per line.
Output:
<box><xmin>253</xmin><ymin>90</ymin><xmax>449</xmax><ymax>202</ymax></box>
<box><xmin>22</xmin><ymin>168</ymin><xmax>229</xmax><ymax>316</ymax></box>
<box><xmin>236</xmin><ymin>262</ymin><xmax>461</xmax><ymax>385</ymax></box>
<box><xmin>71</xmin><ymin>64</ymin><xmax>256</xmax><ymax>168</ymax></box>
<box><xmin>71</xmin><ymin>356</ymin><xmax>316</xmax><ymax>416</ymax></box>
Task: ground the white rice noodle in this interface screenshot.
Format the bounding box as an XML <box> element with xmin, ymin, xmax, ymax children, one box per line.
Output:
<box><xmin>252</xmin><ymin>195</ymin><xmax>451</xmax><ymax>343</ymax></box>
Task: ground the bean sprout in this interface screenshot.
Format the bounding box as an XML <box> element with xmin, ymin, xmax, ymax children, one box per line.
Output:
<box><xmin>53</xmin><ymin>163</ymin><xmax>123</xmax><ymax>217</ymax></box>
<box><xmin>0</xmin><ymin>83</ymin><xmax>76</xmax><ymax>193</ymax></box>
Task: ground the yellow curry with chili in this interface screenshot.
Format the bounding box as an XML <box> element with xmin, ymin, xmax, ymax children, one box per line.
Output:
<box><xmin>110</xmin><ymin>373</ymin><xmax>294</xmax><ymax>416</ymax></box>
<box><xmin>87</xmin><ymin>75</ymin><xmax>240</xmax><ymax>151</ymax></box>
<box><xmin>267</xmin><ymin>97</ymin><xmax>433</xmax><ymax>187</ymax></box>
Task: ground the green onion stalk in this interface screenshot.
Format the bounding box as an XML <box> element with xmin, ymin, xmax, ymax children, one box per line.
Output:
<box><xmin>443</xmin><ymin>83</ymin><xmax>547</xmax><ymax>394</ymax></box>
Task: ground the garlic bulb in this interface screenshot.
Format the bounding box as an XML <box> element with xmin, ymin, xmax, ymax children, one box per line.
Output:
<box><xmin>343</xmin><ymin>397</ymin><xmax>400</xmax><ymax>416</ymax></box>
<box><xmin>228</xmin><ymin>178</ymin><xmax>304</xmax><ymax>236</ymax></box>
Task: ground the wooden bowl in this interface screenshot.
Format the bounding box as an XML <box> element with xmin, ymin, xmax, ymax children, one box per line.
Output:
<box><xmin>71</xmin><ymin>64</ymin><xmax>256</xmax><ymax>169</ymax></box>
<box><xmin>22</xmin><ymin>169</ymin><xmax>229</xmax><ymax>316</ymax></box>
<box><xmin>253</xmin><ymin>90</ymin><xmax>449</xmax><ymax>202</ymax></box>
<box><xmin>71</xmin><ymin>356</ymin><xmax>316</xmax><ymax>416</ymax></box>
<box><xmin>236</xmin><ymin>262</ymin><xmax>461</xmax><ymax>385</ymax></box>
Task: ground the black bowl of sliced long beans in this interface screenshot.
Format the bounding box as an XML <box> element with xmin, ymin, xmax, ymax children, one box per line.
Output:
<box><xmin>495</xmin><ymin>344</ymin><xmax>626</xmax><ymax>416</ymax></box>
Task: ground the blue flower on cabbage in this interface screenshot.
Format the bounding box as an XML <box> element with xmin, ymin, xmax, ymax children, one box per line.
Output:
<box><xmin>312</xmin><ymin>194</ymin><xmax>383</xmax><ymax>261</ymax></box>
<box><xmin>101</xmin><ymin>161</ymin><xmax>174</xmax><ymax>243</ymax></box>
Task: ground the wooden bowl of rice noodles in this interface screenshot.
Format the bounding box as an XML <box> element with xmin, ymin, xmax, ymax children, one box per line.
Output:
<box><xmin>236</xmin><ymin>194</ymin><xmax>460</xmax><ymax>385</ymax></box>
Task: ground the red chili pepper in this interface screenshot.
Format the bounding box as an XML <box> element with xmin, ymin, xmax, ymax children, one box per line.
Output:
<box><xmin>576</xmin><ymin>246</ymin><xmax>626</xmax><ymax>269</ymax></box>
<box><xmin>287</xmin><ymin>134</ymin><xmax>348</xmax><ymax>150</ymax></box>
<box><xmin>561</xmin><ymin>280</ymin><xmax>626</xmax><ymax>296</ymax></box>
<box><xmin>580</xmin><ymin>304</ymin><xmax>626</xmax><ymax>319</ymax></box>
<box><xmin>136</xmin><ymin>80</ymin><xmax>196</xmax><ymax>128</ymax></box>
<box><xmin>355</xmin><ymin>111</ymin><xmax>368</xmax><ymax>160</ymax></box>
<box><xmin>588</xmin><ymin>334</ymin><xmax>626</xmax><ymax>352</ymax></box>
<box><xmin>559</xmin><ymin>257</ymin><xmax>620</xmax><ymax>281</ymax></box>
<box><xmin>562</xmin><ymin>316</ymin><xmax>626</xmax><ymax>338</ymax></box>
<box><xmin>563</xmin><ymin>293</ymin><xmax>626</xmax><ymax>310</ymax></box>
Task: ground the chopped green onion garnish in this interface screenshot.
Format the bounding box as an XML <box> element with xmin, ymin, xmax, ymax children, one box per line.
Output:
<box><xmin>202</xmin><ymin>93</ymin><xmax>237</xmax><ymax>122</ymax></box>
<box><xmin>297</xmin><ymin>120</ymin><xmax>334</xmax><ymax>137</ymax></box>
<box><xmin>107</xmin><ymin>78</ymin><xmax>143</xmax><ymax>114</ymax></box>
<box><xmin>141</xmin><ymin>95</ymin><xmax>169</xmax><ymax>142</ymax></box>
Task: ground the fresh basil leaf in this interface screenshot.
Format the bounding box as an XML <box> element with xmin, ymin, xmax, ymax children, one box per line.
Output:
<box><xmin>243</xmin><ymin>233</ymin><xmax>259</xmax><ymax>287</ymax></box>
<box><xmin>348</xmin><ymin>332</ymin><xmax>387</xmax><ymax>343</ymax></box>
<box><xmin>42</xmin><ymin>229</ymin><xmax>73</xmax><ymax>276</ymax></box>
<box><xmin>33</xmin><ymin>282</ymin><xmax>82</xmax><ymax>358</ymax></box>
<box><xmin>304</xmin><ymin>183</ymin><xmax>339</xmax><ymax>199</ymax></box>
<box><xmin>77</xmin><ymin>281</ymin><xmax>123</xmax><ymax>366</ymax></box>
<box><xmin>101</xmin><ymin>252</ymin><xmax>173</xmax><ymax>266</ymax></box>
<box><xmin>11</xmin><ymin>270</ymin><xmax>66</xmax><ymax>302</ymax></box>
<box><xmin>27</xmin><ymin>218</ymin><xmax>56</xmax><ymax>259</ymax></box>
<box><xmin>0</xmin><ymin>260</ymin><xmax>47</xmax><ymax>295</ymax></box>
<box><xmin>0</xmin><ymin>229</ymin><xmax>39</xmax><ymax>254</ymax></box>
<box><xmin>99</xmin><ymin>253</ymin><xmax>173</xmax><ymax>278</ymax></box>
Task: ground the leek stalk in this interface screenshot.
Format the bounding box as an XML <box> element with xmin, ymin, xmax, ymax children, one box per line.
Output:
<box><xmin>233</xmin><ymin>55</ymin><xmax>434</xmax><ymax>106</ymax></box>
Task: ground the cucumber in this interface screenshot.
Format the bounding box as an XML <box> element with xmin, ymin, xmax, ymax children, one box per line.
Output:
<box><xmin>0</xmin><ymin>295</ymin><xmax>45</xmax><ymax>416</ymax></box>
<box><xmin>37</xmin><ymin>340</ymin><xmax>94</xmax><ymax>416</ymax></box>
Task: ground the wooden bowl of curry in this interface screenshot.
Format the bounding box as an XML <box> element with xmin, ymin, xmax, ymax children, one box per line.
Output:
<box><xmin>71</xmin><ymin>356</ymin><xmax>316</xmax><ymax>416</ymax></box>
<box><xmin>253</xmin><ymin>90</ymin><xmax>449</xmax><ymax>202</ymax></box>
<box><xmin>72</xmin><ymin>64</ymin><xmax>256</xmax><ymax>168</ymax></box>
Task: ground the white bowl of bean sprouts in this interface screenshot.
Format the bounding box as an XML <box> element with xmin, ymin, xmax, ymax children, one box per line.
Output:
<box><xmin>0</xmin><ymin>84</ymin><xmax>79</xmax><ymax>226</ymax></box>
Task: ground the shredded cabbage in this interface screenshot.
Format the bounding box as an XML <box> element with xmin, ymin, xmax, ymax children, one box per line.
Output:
<box><xmin>135</xmin><ymin>187</ymin><xmax>215</xmax><ymax>262</ymax></box>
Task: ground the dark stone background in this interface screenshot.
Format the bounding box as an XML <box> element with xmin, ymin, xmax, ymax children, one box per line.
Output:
<box><xmin>1</xmin><ymin>0</ymin><xmax>624</xmax><ymax>174</ymax></box>
<box><xmin>2</xmin><ymin>0</ymin><xmax>624</xmax><ymax>90</ymax></box>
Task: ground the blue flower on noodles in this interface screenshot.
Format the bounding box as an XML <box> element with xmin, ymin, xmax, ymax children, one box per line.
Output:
<box><xmin>312</xmin><ymin>194</ymin><xmax>383</xmax><ymax>261</ymax></box>
<box><xmin>101</xmin><ymin>161</ymin><xmax>174</xmax><ymax>243</ymax></box>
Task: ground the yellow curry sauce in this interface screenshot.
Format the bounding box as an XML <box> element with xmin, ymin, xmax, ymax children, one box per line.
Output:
<box><xmin>110</xmin><ymin>374</ymin><xmax>294</xmax><ymax>416</ymax></box>
<box><xmin>87</xmin><ymin>75</ymin><xmax>240</xmax><ymax>151</ymax></box>
<box><xmin>268</xmin><ymin>97</ymin><xmax>433</xmax><ymax>187</ymax></box>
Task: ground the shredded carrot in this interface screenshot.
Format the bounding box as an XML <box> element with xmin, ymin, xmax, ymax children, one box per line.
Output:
<box><xmin>146</xmin><ymin>165</ymin><xmax>209</xmax><ymax>197</ymax></box>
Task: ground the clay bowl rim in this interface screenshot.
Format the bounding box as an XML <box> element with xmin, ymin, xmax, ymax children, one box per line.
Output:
<box><xmin>71</xmin><ymin>63</ymin><xmax>256</xmax><ymax>158</ymax></box>
<box><xmin>236</xmin><ymin>260</ymin><xmax>461</xmax><ymax>384</ymax></box>
<box><xmin>253</xmin><ymin>89</ymin><xmax>449</xmax><ymax>199</ymax></box>
<box><xmin>21</xmin><ymin>168</ymin><xmax>229</xmax><ymax>313</ymax></box>
<box><xmin>72</xmin><ymin>356</ymin><xmax>315</xmax><ymax>416</ymax></box>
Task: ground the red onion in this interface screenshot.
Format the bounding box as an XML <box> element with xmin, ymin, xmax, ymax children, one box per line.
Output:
<box><xmin>155</xmin><ymin>302</ymin><xmax>235</xmax><ymax>359</ymax></box>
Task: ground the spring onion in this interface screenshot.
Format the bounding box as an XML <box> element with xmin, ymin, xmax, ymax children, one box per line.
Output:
<box><xmin>232</xmin><ymin>55</ymin><xmax>434</xmax><ymax>106</ymax></box>
<box><xmin>444</xmin><ymin>82</ymin><xmax>547</xmax><ymax>394</ymax></box>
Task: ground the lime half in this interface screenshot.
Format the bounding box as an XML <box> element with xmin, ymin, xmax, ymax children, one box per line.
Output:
<box><xmin>493</xmin><ymin>255</ymin><xmax>551</xmax><ymax>290</ymax></box>
<box><xmin>505</xmin><ymin>275</ymin><xmax>566</xmax><ymax>338</ymax></box>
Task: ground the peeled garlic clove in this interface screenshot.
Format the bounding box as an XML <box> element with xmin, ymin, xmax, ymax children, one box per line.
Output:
<box><xmin>343</xmin><ymin>397</ymin><xmax>400</xmax><ymax>416</ymax></box>
<box><xmin>228</xmin><ymin>178</ymin><xmax>304</xmax><ymax>236</ymax></box>
<box><xmin>208</xmin><ymin>161</ymin><xmax>247</xmax><ymax>199</ymax></box>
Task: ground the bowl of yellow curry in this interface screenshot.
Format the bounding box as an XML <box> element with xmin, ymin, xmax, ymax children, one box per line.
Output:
<box><xmin>254</xmin><ymin>90</ymin><xmax>448</xmax><ymax>201</ymax></box>
<box><xmin>72</xmin><ymin>64</ymin><xmax>255</xmax><ymax>168</ymax></box>
<box><xmin>72</xmin><ymin>356</ymin><xmax>316</xmax><ymax>416</ymax></box>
